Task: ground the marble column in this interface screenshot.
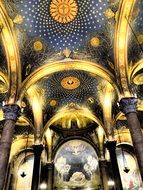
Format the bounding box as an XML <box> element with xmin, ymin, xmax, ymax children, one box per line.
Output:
<box><xmin>99</xmin><ymin>159</ymin><xmax>109</xmax><ymax>190</ymax></box>
<box><xmin>119</xmin><ymin>97</ymin><xmax>143</xmax><ymax>180</ymax></box>
<box><xmin>0</xmin><ymin>104</ymin><xmax>20</xmax><ymax>190</ymax></box>
<box><xmin>31</xmin><ymin>144</ymin><xmax>43</xmax><ymax>190</ymax></box>
<box><xmin>106</xmin><ymin>140</ymin><xmax>123</xmax><ymax>190</ymax></box>
<box><xmin>47</xmin><ymin>162</ymin><xmax>54</xmax><ymax>190</ymax></box>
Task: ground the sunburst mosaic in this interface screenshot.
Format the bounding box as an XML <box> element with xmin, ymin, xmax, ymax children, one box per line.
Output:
<box><xmin>50</xmin><ymin>0</ymin><xmax>78</xmax><ymax>24</ymax></box>
<box><xmin>16</xmin><ymin>0</ymin><xmax>108</xmax><ymax>51</ymax></box>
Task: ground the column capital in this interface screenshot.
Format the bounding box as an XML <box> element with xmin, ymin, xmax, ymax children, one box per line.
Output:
<box><xmin>99</xmin><ymin>159</ymin><xmax>108</xmax><ymax>167</ymax></box>
<box><xmin>119</xmin><ymin>97</ymin><xmax>138</xmax><ymax>114</ymax></box>
<box><xmin>105</xmin><ymin>140</ymin><xmax>116</xmax><ymax>151</ymax></box>
<box><xmin>47</xmin><ymin>162</ymin><xmax>54</xmax><ymax>170</ymax></box>
<box><xmin>32</xmin><ymin>144</ymin><xmax>44</xmax><ymax>155</ymax></box>
<box><xmin>2</xmin><ymin>104</ymin><xmax>21</xmax><ymax>121</ymax></box>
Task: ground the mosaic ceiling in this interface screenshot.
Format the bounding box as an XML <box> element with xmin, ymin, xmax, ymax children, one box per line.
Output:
<box><xmin>3</xmin><ymin>0</ymin><xmax>117</xmax><ymax>78</ymax></box>
<box><xmin>128</xmin><ymin>0</ymin><xmax>143</xmax><ymax>64</ymax></box>
<box><xmin>134</xmin><ymin>1</ymin><xmax>143</xmax><ymax>33</ymax></box>
<box><xmin>42</xmin><ymin>71</ymin><xmax>99</xmax><ymax>104</ymax></box>
<box><xmin>16</xmin><ymin>0</ymin><xmax>109</xmax><ymax>51</ymax></box>
<box><xmin>2</xmin><ymin>0</ymin><xmax>143</xmax><ymax>74</ymax></box>
<box><xmin>0</xmin><ymin>0</ymin><xmax>143</xmax><ymax>131</ymax></box>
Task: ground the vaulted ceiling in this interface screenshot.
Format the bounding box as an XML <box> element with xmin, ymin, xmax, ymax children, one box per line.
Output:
<box><xmin>0</xmin><ymin>0</ymin><xmax>143</xmax><ymax>142</ymax></box>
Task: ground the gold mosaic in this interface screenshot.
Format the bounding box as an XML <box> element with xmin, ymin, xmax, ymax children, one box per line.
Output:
<box><xmin>90</xmin><ymin>37</ymin><xmax>100</xmax><ymax>47</ymax></box>
<box><xmin>61</xmin><ymin>76</ymin><xmax>80</xmax><ymax>90</ymax></box>
<box><xmin>50</xmin><ymin>0</ymin><xmax>78</xmax><ymax>24</ymax></box>
<box><xmin>33</xmin><ymin>40</ymin><xmax>43</xmax><ymax>51</ymax></box>
<box><xmin>49</xmin><ymin>99</ymin><xmax>57</xmax><ymax>107</ymax></box>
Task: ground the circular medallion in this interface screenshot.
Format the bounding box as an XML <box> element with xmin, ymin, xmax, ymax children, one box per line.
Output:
<box><xmin>87</xmin><ymin>97</ymin><xmax>95</xmax><ymax>104</ymax></box>
<box><xmin>50</xmin><ymin>0</ymin><xmax>78</xmax><ymax>24</ymax></box>
<box><xmin>33</xmin><ymin>40</ymin><xmax>43</xmax><ymax>51</ymax></box>
<box><xmin>90</xmin><ymin>37</ymin><xmax>100</xmax><ymax>47</ymax></box>
<box><xmin>49</xmin><ymin>99</ymin><xmax>57</xmax><ymax>107</ymax></box>
<box><xmin>61</xmin><ymin>76</ymin><xmax>80</xmax><ymax>90</ymax></box>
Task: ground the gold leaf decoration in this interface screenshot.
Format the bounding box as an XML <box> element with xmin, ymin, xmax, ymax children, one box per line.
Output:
<box><xmin>13</xmin><ymin>15</ymin><xmax>23</xmax><ymax>24</ymax></box>
<box><xmin>50</xmin><ymin>0</ymin><xmax>78</xmax><ymax>24</ymax></box>
<box><xmin>105</xmin><ymin>8</ymin><xmax>115</xmax><ymax>19</ymax></box>
<box><xmin>61</xmin><ymin>76</ymin><xmax>80</xmax><ymax>90</ymax></box>
<box><xmin>90</xmin><ymin>37</ymin><xmax>100</xmax><ymax>48</ymax></box>
<box><xmin>137</xmin><ymin>35</ymin><xmax>143</xmax><ymax>44</ymax></box>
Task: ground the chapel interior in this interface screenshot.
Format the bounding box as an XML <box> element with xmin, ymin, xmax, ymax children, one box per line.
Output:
<box><xmin>0</xmin><ymin>0</ymin><xmax>143</xmax><ymax>190</ymax></box>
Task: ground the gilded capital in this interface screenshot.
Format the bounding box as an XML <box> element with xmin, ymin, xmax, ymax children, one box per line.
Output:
<box><xmin>119</xmin><ymin>97</ymin><xmax>138</xmax><ymax>115</ymax></box>
<box><xmin>2</xmin><ymin>104</ymin><xmax>21</xmax><ymax>121</ymax></box>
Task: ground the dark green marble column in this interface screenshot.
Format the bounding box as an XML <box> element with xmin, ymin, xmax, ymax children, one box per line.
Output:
<box><xmin>119</xmin><ymin>97</ymin><xmax>143</xmax><ymax>180</ymax></box>
<box><xmin>0</xmin><ymin>104</ymin><xmax>20</xmax><ymax>190</ymax></box>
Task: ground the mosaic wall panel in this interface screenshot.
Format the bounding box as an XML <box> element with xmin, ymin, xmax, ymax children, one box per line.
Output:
<box><xmin>54</xmin><ymin>139</ymin><xmax>101</xmax><ymax>190</ymax></box>
<box><xmin>117</xmin><ymin>150</ymin><xmax>143</xmax><ymax>190</ymax></box>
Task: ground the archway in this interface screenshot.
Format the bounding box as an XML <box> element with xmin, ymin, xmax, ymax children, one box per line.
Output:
<box><xmin>54</xmin><ymin>139</ymin><xmax>102</xmax><ymax>190</ymax></box>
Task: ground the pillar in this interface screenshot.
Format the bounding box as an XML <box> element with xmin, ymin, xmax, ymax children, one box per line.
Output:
<box><xmin>31</xmin><ymin>144</ymin><xmax>43</xmax><ymax>190</ymax></box>
<box><xmin>106</xmin><ymin>140</ymin><xmax>123</xmax><ymax>190</ymax></box>
<box><xmin>99</xmin><ymin>159</ymin><xmax>109</xmax><ymax>190</ymax></box>
<box><xmin>47</xmin><ymin>162</ymin><xmax>54</xmax><ymax>190</ymax></box>
<box><xmin>0</xmin><ymin>104</ymin><xmax>20</xmax><ymax>190</ymax></box>
<box><xmin>119</xmin><ymin>97</ymin><xmax>143</xmax><ymax>180</ymax></box>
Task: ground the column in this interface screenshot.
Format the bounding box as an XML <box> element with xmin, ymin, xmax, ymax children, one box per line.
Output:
<box><xmin>47</xmin><ymin>162</ymin><xmax>54</xmax><ymax>190</ymax></box>
<box><xmin>99</xmin><ymin>159</ymin><xmax>109</xmax><ymax>190</ymax></box>
<box><xmin>31</xmin><ymin>144</ymin><xmax>43</xmax><ymax>190</ymax></box>
<box><xmin>0</xmin><ymin>104</ymin><xmax>20</xmax><ymax>190</ymax></box>
<box><xmin>106</xmin><ymin>141</ymin><xmax>123</xmax><ymax>190</ymax></box>
<box><xmin>119</xmin><ymin>97</ymin><xmax>143</xmax><ymax>180</ymax></box>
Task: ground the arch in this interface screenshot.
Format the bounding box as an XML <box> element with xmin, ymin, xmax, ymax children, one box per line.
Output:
<box><xmin>18</xmin><ymin>60</ymin><xmax>119</xmax><ymax>101</ymax></box>
<box><xmin>43</xmin><ymin>105</ymin><xmax>106</xmax><ymax>150</ymax></box>
<box><xmin>114</xmin><ymin>0</ymin><xmax>136</xmax><ymax>96</ymax></box>
<box><xmin>130</xmin><ymin>59</ymin><xmax>143</xmax><ymax>82</ymax></box>
<box><xmin>116</xmin><ymin>144</ymin><xmax>142</xmax><ymax>189</ymax></box>
<box><xmin>53</xmin><ymin>139</ymin><xmax>102</xmax><ymax>189</ymax></box>
<box><xmin>52</xmin><ymin>135</ymin><xmax>100</xmax><ymax>160</ymax></box>
<box><xmin>0</xmin><ymin>71</ymin><xmax>9</xmax><ymax>92</ymax></box>
<box><xmin>0</xmin><ymin>2</ymin><xmax>21</xmax><ymax>103</ymax></box>
<box><xmin>10</xmin><ymin>136</ymin><xmax>34</xmax><ymax>162</ymax></box>
<box><xmin>8</xmin><ymin>150</ymin><xmax>34</xmax><ymax>190</ymax></box>
<box><xmin>43</xmin><ymin>105</ymin><xmax>104</xmax><ymax>132</ymax></box>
